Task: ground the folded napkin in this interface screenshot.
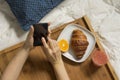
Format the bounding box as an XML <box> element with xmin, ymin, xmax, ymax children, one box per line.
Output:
<box><xmin>6</xmin><ymin>0</ymin><xmax>63</xmax><ymax>31</ymax></box>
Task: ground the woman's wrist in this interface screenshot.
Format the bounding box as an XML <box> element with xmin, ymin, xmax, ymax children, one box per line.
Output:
<box><xmin>22</xmin><ymin>46</ymin><xmax>30</xmax><ymax>52</ymax></box>
<box><xmin>23</xmin><ymin>41</ymin><xmax>33</xmax><ymax>52</ymax></box>
<box><xmin>52</xmin><ymin>60</ymin><xmax>70</xmax><ymax>80</ymax></box>
<box><xmin>52</xmin><ymin>60</ymin><xmax>64</xmax><ymax>69</ymax></box>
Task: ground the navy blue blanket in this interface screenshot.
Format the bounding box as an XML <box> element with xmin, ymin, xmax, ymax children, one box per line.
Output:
<box><xmin>6</xmin><ymin>0</ymin><xmax>63</xmax><ymax>31</ymax></box>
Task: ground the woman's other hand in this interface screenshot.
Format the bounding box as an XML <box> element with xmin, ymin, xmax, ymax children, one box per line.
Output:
<box><xmin>41</xmin><ymin>37</ymin><xmax>62</xmax><ymax>65</ymax></box>
<box><xmin>23</xmin><ymin>26</ymin><xmax>34</xmax><ymax>51</ymax></box>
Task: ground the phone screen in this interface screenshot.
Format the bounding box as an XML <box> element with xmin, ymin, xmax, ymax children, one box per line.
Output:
<box><xmin>33</xmin><ymin>23</ymin><xmax>48</xmax><ymax>46</ymax></box>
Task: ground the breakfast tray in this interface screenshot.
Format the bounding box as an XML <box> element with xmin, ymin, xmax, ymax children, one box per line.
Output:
<box><xmin>0</xmin><ymin>16</ymin><xmax>118</xmax><ymax>80</ymax></box>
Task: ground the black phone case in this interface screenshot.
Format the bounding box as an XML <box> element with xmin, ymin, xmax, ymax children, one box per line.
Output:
<box><xmin>33</xmin><ymin>23</ymin><xmax>48</xmax><ymax>46</ymax></box>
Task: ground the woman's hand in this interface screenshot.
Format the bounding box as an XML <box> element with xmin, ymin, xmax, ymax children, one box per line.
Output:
<box><xmin>1</xmin><ymin>26</ymin><xmax>34</xmax><ymax>80</ymax></box>
<box><xmin>23</xmin><ymin>26</ymin><xmax>34</xmax><ymax>51</ymax></box>
<box><xmin>42</xmin><ymin>37</ymin><xmax>70</xmax><ymax>80</ymax></box>
<box><xmin>41</xmin><ymin>37</ymin><xmax>62</xmax><ymax>65</ymax></box>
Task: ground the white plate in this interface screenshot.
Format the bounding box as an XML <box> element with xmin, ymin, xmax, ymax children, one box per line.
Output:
<box><xmin>57</xmin><ymin>24</ymin><xmax>96</xmax><ymax>63</ymax></box>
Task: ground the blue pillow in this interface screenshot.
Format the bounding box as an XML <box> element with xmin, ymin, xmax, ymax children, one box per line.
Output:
<box><xmin>6</xmin><ymin>0</ymin><xmax>63</xmax><ymax>31</ymax></box>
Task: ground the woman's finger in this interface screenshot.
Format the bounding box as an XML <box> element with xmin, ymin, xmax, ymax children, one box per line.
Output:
<box><xmin>28</xmin><ymin>26</ymin><xmax>34</xmax><ymax>38</ymax></box>
<box><xmin>48</xmin><ymin>22</ymin><xmax>51</xmax><ymax>26</ymax></box>
<box><xmin>47</xmin><ymin>37</ymin><xmax>55</xmax><ymax>49</ymax></box>
<box><xmin>48</xmin><ymin>28</ymin><xmax>51</xmax><ymax>37</ymax></box>
<box><xmin>41</xmin><ymin>37</ymin><xmax>49</xmax><ymax>48</ymax></box>
<box><xmin>48</xmin><ymin>22</ymin><xmax>51</xmax><ymax>37</ymax></box>
<box><xmin>48</xmin><ymin>28</ymin><xmax>51</xmax><ymax>33</ymax></box>
<box><xmin>54</xmin><ymin>41</ymin><xmax>59</xmax><ymax>49</ymax></box>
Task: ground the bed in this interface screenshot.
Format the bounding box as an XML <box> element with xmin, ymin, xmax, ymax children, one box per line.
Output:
<box><xmin>0</xmin><ymin>0</ymin><xmax>120</xmax><ymax>79</ymax></box>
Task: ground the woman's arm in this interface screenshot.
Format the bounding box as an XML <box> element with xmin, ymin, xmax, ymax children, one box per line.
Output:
<box><xmin>52</xmin><ymin>61</ymin><xmax>70</xmax><ymax>80</ymax></box>
<box><xmin>1</xmin><ymin>48</ymin><xmax>29</xmax><ymax>80</ymax></box>
<box><xmin>41</xmin><ymin>37</ymin><xmax>70</xmax><ymax>80</ymax></box>
<box><xmin>1</xmin><ymin>27</ymin><xmax>34</xmax><ymax>80</ymax></box>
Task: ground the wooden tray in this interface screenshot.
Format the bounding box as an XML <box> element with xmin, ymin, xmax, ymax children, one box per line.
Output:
<box><xmin>0</xmin><ymin>16</ymin><xmax>118</xmax><ymax>80</ymax></box>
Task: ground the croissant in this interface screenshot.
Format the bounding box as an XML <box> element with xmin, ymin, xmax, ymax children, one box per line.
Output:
<box><xmin>71</xmin><ymin>29</ymin><xmax>89</xmax><ymax>59</ymax></box>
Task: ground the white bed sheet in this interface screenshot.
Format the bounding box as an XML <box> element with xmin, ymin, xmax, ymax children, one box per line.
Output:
<box><xmin>0</xmin><ymin>0</ymin><xmax>120</xmax><ymax>79</ymax></box>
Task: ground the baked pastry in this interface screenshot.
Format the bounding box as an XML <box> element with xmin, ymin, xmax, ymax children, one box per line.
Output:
<box><xmin>71</xmin><ymin>29</ymin><xmax>89</xmax><ymax>59</ymax></box>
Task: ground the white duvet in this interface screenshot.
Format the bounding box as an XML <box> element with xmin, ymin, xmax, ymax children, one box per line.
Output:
<box><xmin>0</xmin><ymin>0</ymin><xmax>120</xmax><ymax>79</ymax></box>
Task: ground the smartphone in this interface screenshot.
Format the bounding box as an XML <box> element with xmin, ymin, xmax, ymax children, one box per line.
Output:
<box><xmin>33</xmin><ymin>23</ymin><xmax>48</xmax><ymax>46</ymax></box>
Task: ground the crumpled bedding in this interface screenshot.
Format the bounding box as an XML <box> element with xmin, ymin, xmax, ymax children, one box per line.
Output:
<box><xmin>0</xmin><ymin>0</ymin><xmax>120</xmax><ymax>79</ymax></box>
